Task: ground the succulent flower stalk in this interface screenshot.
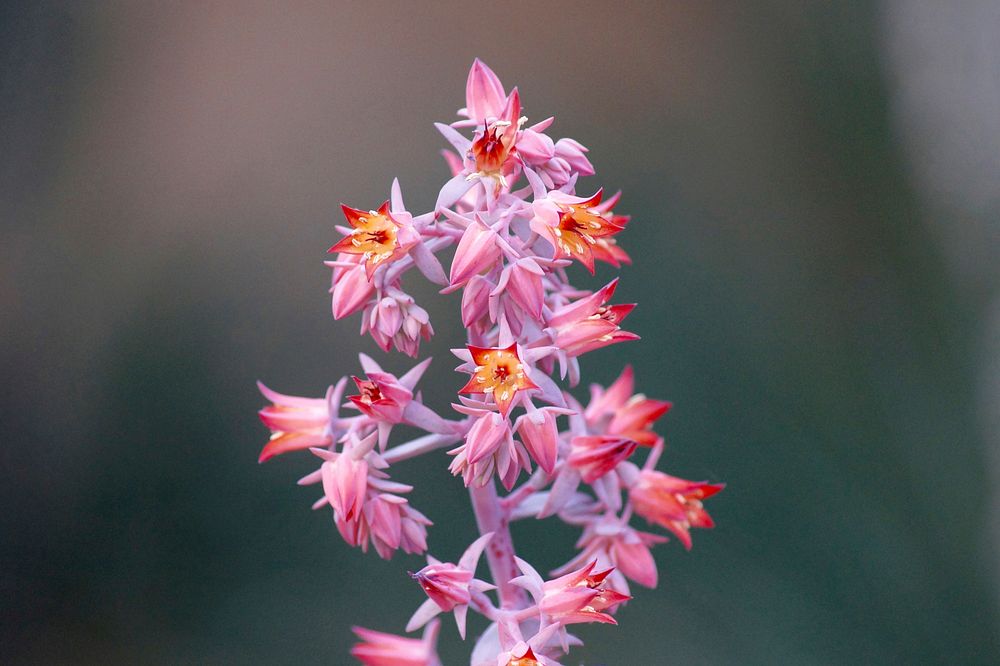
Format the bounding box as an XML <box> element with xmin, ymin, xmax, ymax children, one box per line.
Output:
<box><xmin>255</xmin><ymin>59</ymin><xmax>723</xmax><ymax>664</ymax></box>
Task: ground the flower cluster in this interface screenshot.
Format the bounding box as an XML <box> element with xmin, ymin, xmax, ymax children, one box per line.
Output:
<box><xmin>256</xmin><ymin>59</ymin><xmax>723</xmax><ymax>665</ymax></box>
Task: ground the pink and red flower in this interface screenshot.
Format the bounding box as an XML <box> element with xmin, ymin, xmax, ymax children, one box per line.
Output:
<box><xmin>630</xmin><ymin>470</ymin><xmax>725</xmax><ymax>550</ymax></box>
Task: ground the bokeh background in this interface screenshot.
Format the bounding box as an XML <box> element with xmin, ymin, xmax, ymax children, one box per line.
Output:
<box><xmin>3</xmin><ymin>1</ymin><xmax>999</xmax><ymax>664</ymax></box>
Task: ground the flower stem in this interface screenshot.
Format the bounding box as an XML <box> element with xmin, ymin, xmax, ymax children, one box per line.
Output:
<box><xmin>383</xmin><ymin>432</ymin><xmax>461</xmax><ymax>464</ymax></box>
<box><xmin>469</xmin><ymin>480</ymin><xmax>528</xmax><ymax>609</ymax></box>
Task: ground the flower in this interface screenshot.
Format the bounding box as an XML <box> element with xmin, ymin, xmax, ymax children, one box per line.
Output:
<box><xmin>350</xmin><ymin>373</ymin><xmax>412</xmax><ymax>424</ymax></box>
<box><xmin>320</xmin><ymin>451</ymin><xmax>368</xmax><ymax>522</ymax></box>
<box><xmin>547</xmin><ymin>279</ymin><xmax>638</xmax><ymax>359</ymax></box>
<box><xmin>459</xmin><ymin>344</ymin><xmax>538</xmax><ymax>417</ymax></box>
<box><xmin>468</xmin><ymin>89</ymin><xmax>522</xmax><ymax>190</ymax></box>
<box><xmin>329</xmin><ymin>201</ymin><xmax>417</xmax><ymax>279</ymax></box>
<box><xmin>630</xmin><ymin>470</ymin><xmax>724</xmax><ymax>550</ymax></box>
<box><xmin>449</xmin><ymin>217</ymin><xmax>501</xmax><ymax>287</ymax></box>
<box><xmin>461</xmin><ymin>58</ymin><xmax>507</xmax><ymax>126</ymax></box>
<box><xmin>584</xmin><ymin>365</ymin><xmax>672</xmax><ymax>446</ymax></box>
<box><xmin>302</xmin><ymin>433</ymin><xmax>433</xmax><ymax>559</ymax></box>
<box><xmin>351</xmin><ymin>619</ymin><xmax>441</xmax><ymax>666</ymax></box>
<box><xmin>471</xmin><ymin>622</ymin><xmax>568</xmax><ymax>666</ymax></box>
<box><xmin>448</xmin><ymin>410</ymin><xmax>531</xmax><ymax>490</ymax></box>
<box><xmin>554</xmin><ymin>516</ymin><xmax>667</xmax><ymax>590</ymax></box>
<box><xmin>566</xmin><ymin>435</ymin><xmax>638</xmax><ymax>484</ymax></box>
<box><xmin>461</xmin><ymin>275</ymin><xmax>494</xmax><ymax>330</ymax></box>
<box><xmin>362</xmin><ymin>288</ymin><xmax>434</xmax><ymax>357</ymax></box>
<box><xmin>329</xmin><ymin>254</ymin><xmax>378</xmax><ymax>320</ymax></box>
<box><xmin>407</xmin><ymin>533</ymin><xmax>495</xmax><ymax>638</ymax></box>
<box><xmin>531</xmin><ymin>190</ymin><xmax>626</xmax><ymax>273</ymax></box>
<box><xmin>514</xmin><ymin>407</ymin><xmax>562</xmax><ymax>475</ymax></box>
<box><xmin>505</xmin><ymin>647</ymin><xmax>542</xmax><ymax>666</ymax></box>
<box><xmin>256</xmin><ymin>379</ymin><xmax>344</xmax><ymax>463</ymax></box>
<box><xmin>539</xmin><ymin>560</ymin><xmax>630</xmax><ymax>625</ymax></box>
<box><xmin>497</xmin><ymin>258</ymin><xmax>545</xmax><ymax>320</ymax></box>
<box><xmin>513</xmin><ymin>558</ymin><xmax>630</xmax><ymax>626</ymax></box>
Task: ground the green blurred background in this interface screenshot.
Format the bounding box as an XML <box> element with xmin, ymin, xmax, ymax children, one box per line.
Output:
<box><xmin>3</xmin><ymin>1</ymin><xmax>999</xmax><ymax>664</ymax></box>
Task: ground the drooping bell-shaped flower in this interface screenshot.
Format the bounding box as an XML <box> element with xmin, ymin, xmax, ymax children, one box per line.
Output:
<box><xmin>458</xmin><ymin>344</ymin><xmax>538</xmax><ymax>417</ymax></box>
<box><xmin>301</xmin><ymin>432</ymin><xmax>432</xmax><ymax>560</ymax></box>
<box><xmin>513</xmin><ymin>406</ymin><xmax>571</xmax><ymax>475</ymax></box>
<box><xmin>448</xmin><ymin>409</ymin><xmax>531</xmax><ymax>490</ymax></box>
<box><xmin>329</xmin><ymin>254</ymin><xmax>378</xmax><ymax>320</ymax></box>
<box><xmin>362</xmin><ymin>288</ymin><xmax>434</xmax><ymax>358</ymax></box>
<box><xmin>449</xmin><ymin>216</ymin><xmax>502</xmax><ymax>287</ymax></box>
<box><xmin>495</xmin><ymin>257</ymin><xmax>546</xmax><ymax>320</ymax></box>
<box><xmin>461</xmin><ymin>275</ymin><xmax>494</xmax><ymax>330</ymax></box>
<box><xmin>630</xmin><ymin>470</ymin><xmax>724</xmax><ymax>550</ymax></box>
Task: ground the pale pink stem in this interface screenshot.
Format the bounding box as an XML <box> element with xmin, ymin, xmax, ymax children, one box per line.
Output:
<box><xmin>499</xmin><ymin>468</ymin><xmax>549</xmax><ymax>512</ymax></box>
<box><xmin>383</xmin><ymin>432</ymin><xmax>462</xmax><ymax>464</ymax></box>
<box><xmin>511</xmin><ymin>605</ymin><xmax>541</xmax><ymax>623</ymax></box>
<box><xmin>469</xmin><ymin>481</ymin><xmax>529</xmax><ymax>609</ymax></box>
<box><xmin>644</xmin><ymin>438</ymin><xmax>665</xmax><ymax>471</ymax></box>
<box><xmin>469</xmin><ymin>589</ymin><xmax>501</xmax><ymax>621</ymax></box>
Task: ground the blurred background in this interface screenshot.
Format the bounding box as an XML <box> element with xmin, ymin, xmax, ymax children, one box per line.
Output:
<box><xmin>3</xmin><ymin>1</ymin><xmax>999</xmax><ymax>663</ymax></box>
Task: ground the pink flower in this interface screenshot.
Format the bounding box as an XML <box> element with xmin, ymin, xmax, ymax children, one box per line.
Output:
<box><xmin>554</xmin><ymin>516</ymin><xmax>667</xmax><ymax>590</ymax></box>
<box><xmin>345</xmin><ymin>356</ymin><xmax>452</xmax><ymax>450</ymax></box>
<box><xmin>321</xmin><ymin>452</ymin><xmax>368</xmax><ymax>522</ymax></box>
<box><xmin>461</xmin><ymin>275</ymin><xmax>494</xmax><ymax>330</ymax></box>
<box><xmin>540</xmin><ymin>561</ymin><xmax>629</xmax><ymax>625</ymax></box>
<box><xmin>498</xmin><ymin>645</ymin><xmax>559</xmax><ymax>666</ymax></box>
<box><xmin>449</xmin><ymin>217</ymin><xmax>501</xmax><ymax>287</ymax></box>
<box><xmin>351</xmin><ymin>619</ymin><xmax>441</xmax><ymax>666</ymax></box>
<box><xmin>329</xmin><ymin>255</ymin><xmax>377</xmax><ymax>320</ymax></box>
<box><xmin>566</xmin><ymin>435</ymin><xmax>638</xmax><ymax>484</ymax></box>
<box><xmin>407</xmin><ymin>533</ymin><xmax>495</xmax><ymax>638</ymax></box>
<box><xmin>468</xmin><ymin>90</ymin><xmax>522</xmax><ymax>191</ymax></box>
<box><xmin>630</xmin><ymin>470</ymin><xmax>724</xmax><ymax>550</ymax></box>
<box><xmin>584</xmin><ymin>366</ymin><xmax>671</xmax><ymax>447</ymax></box>
<box><xmin>513</xmin><ymin>558</ymin><xmax>630</xmax><ymax>626</ymax></box>
<box><xmin>471</xmin><ymin>622</ymin><xmax>568</xmax><ymax>666</ymax></box>
<box><xmin>553</xmin><ymin>138</ymin><xmax>594</xmax><ymax>177</ymax></box>
<box><xmin>514</xmin><ymin>408</ymin><xmax>562</xmax><ymax>475</ymax></box>
<box><xmin>363</xmin><ymin>493</ymin><xmax>432</xmax><ymax>559</ymax></box>
<box><xmin>463</xmin><ymin>58</ymin><xmax>506</xmax><ymax>125</ymax></box>
<box><xmin>448</xmin><ymin>410</ymin><xmax>530</xmax><ymax>490</ymax></box>
<box><xmin>350</xmin><ymin>373</ymin><xmax>412</xmax><ymax>424</ymax></box>
<box><xmin>256</xmin><ymin>379</ymin><xmax>342</xmax><ymax>463</ymax></box>
<box><xmin>362</xmin><ymin>288</ymin><xmax>434</xmax><ymax>357</ymax></box>
<box><xmin>546</xmin><ymin>279</ymin><xmax>638</xmax><ymax>358</ymax></box>
<box><xmin>495</xmin><ymin>258</ymin><xmax>545</xmax><ymax>320</ymax></box>
<box><xmin>302</xmin><ymin>433</ymin><xmax>432</xmax><ymax>560</ymax></box>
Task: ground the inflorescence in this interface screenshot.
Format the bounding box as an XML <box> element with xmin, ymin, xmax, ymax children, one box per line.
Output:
<box><xmin>256</xmin><ymin>59</ymin><xmax>723</xmax><ymax>666</ymax></box>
